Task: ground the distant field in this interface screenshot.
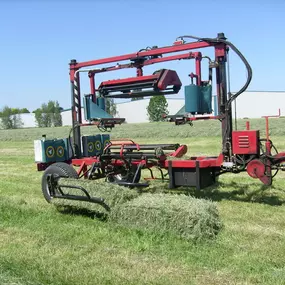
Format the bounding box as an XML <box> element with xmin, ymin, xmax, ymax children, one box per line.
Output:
<box><xmin>0</xmin><ymin>120</ymin><xmax>285</xmax><ymax>285</ymax></box>
<box><xmin>1</xmin><ymin>117</ymin><xmax>285</xmax><ymax>141</ymax></box>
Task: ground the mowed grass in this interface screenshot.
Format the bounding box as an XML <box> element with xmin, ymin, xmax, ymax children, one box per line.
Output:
<box><xmin>1</xmin><ymin>119</ymin><xmax>285</xmax><ymax>284</ymax></box>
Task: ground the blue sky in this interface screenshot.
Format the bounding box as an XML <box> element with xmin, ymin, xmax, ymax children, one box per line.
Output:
<box><xmin>0</xmin><ymin>0</ymin><xmax>284</xmax><ymax>111</ymax></box>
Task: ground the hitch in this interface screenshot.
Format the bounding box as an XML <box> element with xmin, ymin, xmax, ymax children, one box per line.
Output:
<box><xmin>46</xmin><ymin>174</ymin><xmax>110</xmax><ymax>211</ymax></box>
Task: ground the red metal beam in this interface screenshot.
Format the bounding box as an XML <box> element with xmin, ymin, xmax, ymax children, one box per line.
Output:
<box><xmin>75</xmin><ymin>41</ymin><xmax>213</xmax><ymax>69</ymax></box>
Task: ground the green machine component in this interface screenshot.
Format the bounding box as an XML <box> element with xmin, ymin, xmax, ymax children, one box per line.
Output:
<box><xmin>97</xmin><ymin>97</ymin><xmax>106</xmax><ymax>111</ymax></box>
<box><xmin>82</xmin><ymin>135</ymin><xmax>103</xmax><ymax>157</ymax></box>
<box><xmin>83</xmin><ymin>94</ymin><xmax>112</xmax><ymax>121</ymax></box>
<box><xmin>101</xmin><ymin>134</ymin><xmax>111</xmax><ymax>149</ymax></box>
<box><xmin>184</xmin><ymin>84</ymin><xmax>212</xmax><ymax>114</ymax></box>
<box><xmin>185</xmin><ymin>84</ymin><xmax>200</xmax><ymax>114</ymax></box>
<box><xmin>63</xmin><ymin>138</ymin><xmax>73</xmax><ymax>160</ymax></box>
<box><xmin>34</xmin><ymin>138</ymin><xmax>68</xmax><ymax>163</ymax></box>
<box><xmin>200</xmin><ymin>84</ymin><xmax>212</xmax><ymax>114</ymax></box>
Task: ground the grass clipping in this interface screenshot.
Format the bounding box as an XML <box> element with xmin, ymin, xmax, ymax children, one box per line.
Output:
<box><xmin>52</xmin><ymin>179</ymin><xmax>139</xmax><ymax>213</ymax></box>
<box><xmin>110</xmin><ymin>193</ymin><xmax>222</xmax><ymax>241</ymax></box>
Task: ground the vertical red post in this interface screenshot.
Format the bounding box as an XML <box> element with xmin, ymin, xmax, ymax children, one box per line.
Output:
<box><xmin>195</xmin><ymin>56</ymin><xmax>201</xmax><ymax>86</ymax></box>
<box><xmin>265</xmin><ymin>117</ymin><xmax>269</xmax><ymax>141</ymax></box>
<box><xmin>89</xmin><ymin>72</ymin><xmax>96</xmax><ymax>103</ymax></box>
<box><xmin>246</xmin><ymin>121</ymin><xmax>250</xmax><ymax>130</ymax></box>
<box><xmin>137</xmin><ymin>67</ymin><xmax>143</xmax><ymax>77</ymax></box>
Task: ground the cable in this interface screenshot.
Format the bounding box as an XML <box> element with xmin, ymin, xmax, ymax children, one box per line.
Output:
<box><xmin>176</xmin><ymin>35</ymin><xmax>252</xmax><ymax>109</ymax></box>
<box><xmin>226</xmin><ymin>49</ymin><xmax>237</xmax><ymax>130</ymax></box>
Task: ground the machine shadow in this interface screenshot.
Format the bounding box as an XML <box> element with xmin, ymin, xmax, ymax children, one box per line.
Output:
<box><xmin>190</xmin><ymin>181</ymin><xmax>285</xmax><ymax>206</ymax></box>
<box><xmin>55</xmin><ymin>205</ymin><xmax>108</xmax><ymax>221</ymax></box>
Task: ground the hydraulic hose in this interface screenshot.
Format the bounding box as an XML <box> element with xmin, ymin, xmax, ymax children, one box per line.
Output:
<box><xmin>176</xmin><ymin>35</ymin><xmax>252</xmax><ymax>110</ymax></box>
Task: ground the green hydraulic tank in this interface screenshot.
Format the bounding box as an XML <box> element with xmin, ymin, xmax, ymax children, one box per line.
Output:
<box><xmin>184</xmin><ymin>84</ymin><xmax>200</xmax><ymax>114</ymax></box>
<box><xmin>200</xmin><ymin>85</ymin><xmax>212</xmax><ymax>114</ymax></box>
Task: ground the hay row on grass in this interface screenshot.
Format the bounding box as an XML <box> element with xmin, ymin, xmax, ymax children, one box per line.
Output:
<box><xmin>110</xmin><ymin>193</ymin><xmax>223</xmax><ymax>241</ymax></box>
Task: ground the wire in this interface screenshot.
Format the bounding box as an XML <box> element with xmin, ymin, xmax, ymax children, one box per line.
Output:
<box><xmin>176</xmin><ymin>34</ymin><xmax>252</xmax><ymax>157</ymax></box>
<box><xmin>176</xmin><ymin>35</ymin><xmax>252</xmax><ymax>109</ymax></box>
<box><xmin>68</xmin><ymin>124</ymin><xmax>80</xmax><ymax>157</ymax></box>
<box><xmin>226</xmin><ymin>49</ymin><xmax>237</xmax><ymax>131</ymax></box>
<box><xmin>97</xmin><ymin>120</ymin><xmax>112</xmax><ymax>132</ymax></box>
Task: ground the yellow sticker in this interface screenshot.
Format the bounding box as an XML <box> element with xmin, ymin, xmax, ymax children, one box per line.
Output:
<box><xmin>104</xmin><ymin>140</ymin><xmax>110</xmax><ymax>147</ymax></box>
<box><xmin>56</xmin><ymin>146</ymin><xmax>65</xmax><ymax>157</ymax></box>
<box><xmin>95</xmin><ymin>140</ymin><xmax>102</xmax><ymax>151</ymax></box>
<box><xmin>46</xmin><ymin>146</ymin><xmax>55</xmax><ymax>158</ymax></box>
<box><xmin>87</xmin><ymin>142</ymin><xmax>94</xmax><ymax>153</ymax></box>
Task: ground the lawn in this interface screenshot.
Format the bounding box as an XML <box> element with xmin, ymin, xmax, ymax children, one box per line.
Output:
<box><xmin>0</xmin><ymin>119</ymin><xmax>285</xmax><ymax>285</ymax></box>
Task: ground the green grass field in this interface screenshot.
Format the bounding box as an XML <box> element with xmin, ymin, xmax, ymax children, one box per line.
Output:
<box><xmin>1</xmin><ymin>119</ymin><xmax>285</xmax><ymax>285</ymax></box>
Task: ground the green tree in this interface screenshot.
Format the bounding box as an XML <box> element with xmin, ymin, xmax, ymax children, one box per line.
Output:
<box><xmin>19</xmin><ymin>108</ymin><xmax>30</xmax><ymax>113</ymax></box>
<box><xmin>105</xmin><ymin>98</ymin><xmax>117</xmax><ymax>117</ymax></box>
<box><xmin>0</xmin><ymin>106</ymin><xmax>23</xmax><ymax>129</ymax></box>
<box><xmin>147</xmin><ymin>95</ymin><xmax>169</xmax><ymax>122</ymax></box>
<box><xmin>34</xmin><ymin>101</ymin><xmax>62</xmax><ymax>127</ymax></box>
<box><xmin>131</xmin><ymin>97</ymin><xmax>143</xmax><ymax>101</ymax></box>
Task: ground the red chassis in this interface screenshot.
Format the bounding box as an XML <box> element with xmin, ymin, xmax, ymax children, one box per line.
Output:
<box><xmin>38</xmin><ymin>33</ymin><xmax>285</xmax><ymax>202</ymax></box>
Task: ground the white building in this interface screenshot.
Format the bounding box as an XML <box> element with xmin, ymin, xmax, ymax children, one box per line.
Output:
<box><xmin>235</xmin><ymin>91</ymin><xmax>285</xmax><ymax>118</ymax></box>
<box><xmin>1</xmin><ymin>91</ymin><xmax>284</xmax><ymax>128</ymax></box>
<box><xmin>116</xmin><ymin>98</ymin><xmax>185</xmax><ymax>123</ymax></box>
<box><xmin>60</xmin><ymin>91</ymin><xmax>285</xmax><ymax>126</ymax></box>
<box><xmin>20</xmin><ymin>113</ymin><xmax>37</xmax><ymax>127</ymax></box>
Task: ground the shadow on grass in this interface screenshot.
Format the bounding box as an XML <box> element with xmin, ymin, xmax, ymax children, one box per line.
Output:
<box><xmin>55</xmin><ymin>205</ymin><xmax>108</xmax><ymax>221</ymax></box>
<box><xmin>191</xmin><ymin>181</ymin><xmax>285</xmax><ymax>206</ymax></box>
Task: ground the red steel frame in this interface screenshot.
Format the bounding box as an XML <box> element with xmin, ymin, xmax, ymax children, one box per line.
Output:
<box><xmin>69</xmin><ymin>34</ymin><xmax>230</xmax><ymax>176</ymax></box>
<box><xmin>35</xmin><ymin>33</ymin><xmax>285</xmax><ymax>192</ymax></box>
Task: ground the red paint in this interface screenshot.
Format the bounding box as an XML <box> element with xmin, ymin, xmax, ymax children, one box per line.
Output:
<box><xmin>168</xmin><ymin>145</ymin><xmax>187</xmax><ymax>158</ymax></box>
<box><xmin>75</xmin><ymin>41</ymin><xmax>212</xmax><ymax>69</ymax></box>
<box><xmin>247</xmin><ymin>159</ymin><xmax>265</xmax><ymax>178</ymax></box>
<box><xmin>214</xmin><ymin>44</ymin><xmax>226</xmax><ymax>58</ymax></box>
<box><xmin>272</xmin><ymin>152</ymin><xmax>285</xmax><ymax>164</ymax></box>
<box><xmin>232</xmin><ymin>130</ymin><xmax>259</xmax><ymax>155</ymax></box>
<box><xmin>195</xmin><ymin>56</ymin><xmax>202</xmax><ymax>86</ymax></box>
<box><xmin>144</xmin><ymin>52</ymin><xmax>201</xmax><ymax>67</ymax></box>
<box><xmin>88</xmin><ymin>72</ymin><xmax>96</xmax><ymax>103</ymax></box>
<box><xmin>165</xmin><ymin>154</ymin><xmax>224</xmax><ymax>168</ymax></box>
<box><xmin>98</xmin><ymin>69</ymin><xmax>182</xmax><ymax>95</ymax></box>
<box><xmin>186</xmin><ymin>115</ymin><xmax>221</xmax><ymax>121</ymax></box>
<box><xmin>136</xmin><ymin>67</ymin><xmax>143</xmax><ymax>77</ymax></box>
<box><xmin>262</xmin><ymin>109</ymin><xmax>281</xmax><ymax>141</ymax></box>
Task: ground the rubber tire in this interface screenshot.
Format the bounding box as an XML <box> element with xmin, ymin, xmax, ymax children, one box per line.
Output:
<box><xmin>42</xmin><ymin>162</ymin><xmax>78</xmax><ymax>203</ymax></box>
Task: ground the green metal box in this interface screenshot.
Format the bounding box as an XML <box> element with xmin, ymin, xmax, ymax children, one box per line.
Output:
<box><xmin>63</xmin><ymin>138</ymin><xmax>73</xmax><ymax>160</ymax></box>
<box><xmin>101</xmin><ymin>134</ymin><xmax>111</xmax><ymax>150</ymax></box>
<box><xmin>34</xmin><ymin>138</ymin><xmax>67</xmax><ymax>163</ymax></box>
<box><xmin>184</xmin><ymin>84</ymin><xmax>212</xmax><ymax>114</ymax></box>
<box><xmin>81</xmin><ymin>135</ymin><xmax>102</xmax><ymax>157</ymax></box>
<box><xmin>184</xmin><ymin>84</ymin><xmax>200</xmax><ymax>114</ymax></box>
<box><xmin>200</xmin><ymin>84</ymin><xmax>212</xmax><ymax>114</ymax></box>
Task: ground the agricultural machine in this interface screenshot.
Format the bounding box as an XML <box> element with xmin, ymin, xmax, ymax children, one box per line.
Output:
<box><xmin>34</xmin><ymin>33</ymin><xmax>285</xmax><ymax>207</ymax></box>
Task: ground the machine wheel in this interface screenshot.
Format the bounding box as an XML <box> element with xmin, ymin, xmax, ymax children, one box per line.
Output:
<box><xmin>107</xmin><ymin>166</ymin><xmax>141</xmax><ymax>184</ymax></box>
<box><xmin>42</xmin><ymin>162</ymin><xmax>78</xmax><ymax>203</ymax></box>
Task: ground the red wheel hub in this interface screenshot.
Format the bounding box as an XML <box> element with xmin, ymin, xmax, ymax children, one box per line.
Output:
<box><xmin>247</xmin><ymin>159</ymin><xmax>265</xmax><ymax>178</ymax></box>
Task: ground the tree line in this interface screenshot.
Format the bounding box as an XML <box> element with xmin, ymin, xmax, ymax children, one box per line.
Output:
<box><xmin>0</xmin><ymin>101</ymin><xmax>63</xmax><ymax>129</ymax></box>
<box><xmin>0</xmin><ymin>96</ymin><xmax>168</xmax><ymax>129</ymax></box>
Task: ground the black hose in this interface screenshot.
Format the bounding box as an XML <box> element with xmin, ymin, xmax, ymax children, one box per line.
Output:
<box><xmin>176</xmin><ymin>35</ymin><xmax>252</xmax><ymax>109</ymax></box>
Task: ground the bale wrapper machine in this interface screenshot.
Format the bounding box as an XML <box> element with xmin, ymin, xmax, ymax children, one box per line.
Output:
<box><xmin>34</xmin><ymin>33</ymin><xmax>285</xmax><ymax>207</ymax></box>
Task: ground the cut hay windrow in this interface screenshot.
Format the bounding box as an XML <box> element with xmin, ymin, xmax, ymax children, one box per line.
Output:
<box><xmin>52</xmin><ymin>179</ymin><xmax>140</xmax><ymax>213</ymax></box>
<box><xmin>110</xmin><ymin>193</ymin><xmax>222</xmax><ymax>241</ymax></box>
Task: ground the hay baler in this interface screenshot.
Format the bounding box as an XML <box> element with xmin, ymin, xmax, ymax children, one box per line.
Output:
<box><xmin>34</xmin><ymin>33</ymin><xmax>285</xmax><ymax>207</ymax></box>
